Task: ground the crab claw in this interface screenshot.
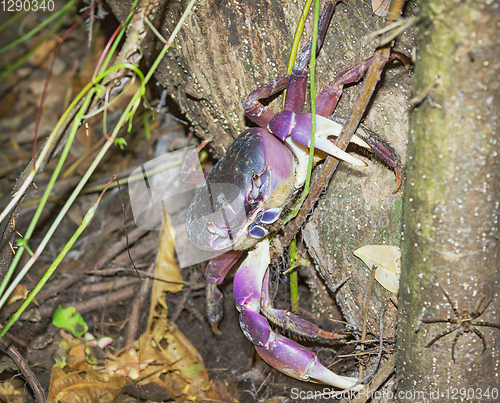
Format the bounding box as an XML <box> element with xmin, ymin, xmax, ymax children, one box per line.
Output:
<box><xmin>255</xmin><ymin>333</ymin><xmax>363</xmax><ymax>390</ymax></box>
<box><xmin>233</xmin><ymin>239</ymin><xmax>364</xmax><ymax>391</ymax></box>
<box><xmin>268</xmin><ymin>112</ymin><xmax>369</xmax><ymax>167</ymax></box>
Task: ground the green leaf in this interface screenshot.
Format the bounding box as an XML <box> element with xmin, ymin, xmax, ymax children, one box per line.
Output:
<box><xmin>53</xmin><ymin>341</ymin><xmax>68</xmax><ymax>369</ymax></box>
<box><xmin>52</xmin><ymin>305</ymin><xmax>88</xmax><ymax>337</ymax></box>
<box><xmin>114</xmin><ymin>137</ymin><xmax>128</xmax><ymax>149</ymax></box>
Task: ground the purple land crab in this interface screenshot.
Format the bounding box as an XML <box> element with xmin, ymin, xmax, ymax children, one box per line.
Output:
<box><xmin>185</xmin><ymin>1</ymin><xmax>401</xmax><ymax>390</ymax></box>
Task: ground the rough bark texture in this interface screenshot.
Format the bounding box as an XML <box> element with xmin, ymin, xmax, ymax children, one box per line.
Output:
<box><xmin>107</xmin><ymin>0</ymin><xmax>415</xmax><ymax>157</ymax></box>
<box><xmin>396</xmin><ymin>0</ymin><xmax>500</xmax><ymax>400</ymax></box>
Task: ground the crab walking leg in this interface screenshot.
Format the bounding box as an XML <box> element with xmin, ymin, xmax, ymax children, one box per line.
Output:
<box><xmin>332</xmin><ymin>114</ymin><xmax>401</xmax><ymax>171</ymax></box>
<box><xmin>314</xmin><ymin>56</ymin><xmax>403</xmax><ymax>186</ymax></box>
<box><xmin>260</xmin><ymin>270</ymin><xmax>346</xmax><ymax>341</ymax></box>
<box><xmin>316</xmin><ymin>57</ymin><xmax>373</xmax><ymax>117</ymax></box>
<box><xmin>205</xmin><ymin>251</ymin><xmax>244</xmax><ymax>334</ymax></box>
<box><xmin>244</xmin><ymin>1</ymin><xmax>340</xmax><ymax>126</ymax></box>
<box><xmin>244</xmin><ymin>76</ymin><xmax>290</xmax><ymax>127</ymax></box>
<box><xmin>283</xmin><ymin>0</ymin><xmax>339</xmax><ymax>114</ymax></box>
<box><xmin>233</xmin><ymin>239</ymin><xmax>363</xmax><ymax>390</ymax></box>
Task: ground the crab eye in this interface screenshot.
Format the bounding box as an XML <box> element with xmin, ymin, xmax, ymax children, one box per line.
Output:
<box><xmin>249</xmin><ymin>225</ymin><xmax>268</xmax><ymax>239</ymax></box>
<box><xmin>250</xmin><ymin>174</ymin><xmax>261</xmax><ymax>200</ymax></box>
<box><xmin>252</xmin><ymin>174</ymin><xmax>262</xmax><ymax>188</ymax></box>
<box><xmin>259</xmin><ymin>208</ymin><xmax>281</xmax><ymax>224</ymax></box>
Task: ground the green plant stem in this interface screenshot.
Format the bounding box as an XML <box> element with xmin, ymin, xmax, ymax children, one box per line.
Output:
<box><xmin>285</xmin><ymin>0</ymin><xmax>320</xmax><ymax>223</ymax></box>
<box><xmin>0</xmin><ymin>0</ymin><xmax>197</xmax><ymax>326</ymax></box>
<box><xmin>0</xmin><ymin>203</ymin><xmax>97</xmax><ymax>338</ymax></box>
<box><xmin>94</xmin><ymin>0</ymin><xmax>139</xmax><ymax>78</ymax></box>
<box><xmin>0</xmin><ymin>62</ymin><xmax>144</xmax><ymax>301</ymax></box>
<box><xmin>282</xmin><ymin>0</ymin><xmax>313</xmax><ymax>108</ymax></box>
<box><xmin>284</xmin><ymin>0</ymin><xmax>320</xmax><ymax>313</ymax></box>
<box><xmin>0</xmin><ymin>8</ymin><xmax>25</xmax><ymax>32</ymax></box>
<box><xmin>0</xmin><ymin>91</ymin><xmax>95</xmax><ymax>307</ymax></box>
<box><xmin>289</xmin><ymin>239</ymin><xmax>299</xmax><ymax>313</ymax></box>
<box><xmin>145</xmin><ymin>0</ymin><xmax>197</xmax><ymax>83</ymax></box>
<box><xmin>0</xmin><ymin>66</ymin><xmax>146</xmax><ymax>310</ymax></box>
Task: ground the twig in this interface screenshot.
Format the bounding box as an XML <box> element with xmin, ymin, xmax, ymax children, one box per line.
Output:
<box><xmin>169</xmin><ymin>290</ymin><xmax>192</xmax><ymax>324</ymax></box>
<box><xmin>124</xmin><ymin>263</ymin><xmax>154</xmax><ymax>345</ymax></box>
<box><xmin>87</xmin><ymin>267</ymin><xmax>187</xmax><ymax>285</ymax></box>
<box><xmin>38</xmin><ymin>285</ymin><xmax>137</xmax><ymax>317</ymax></box>
<box><xmin>1</xmin><ymin>276</ymin><xmax>78</xmax><ymax>318</ymax></box>
<box><xmin>78</xmin><ymin>277</ymin><xmax>139</xmax><ymax>294</ymax></box>
<box><xmin>359</xmin><ymin>265</ymin><xmax>377</xmax><ymax>378</ymax></box>
<box><xmin>93</xmin><ymin>227</ymin><xmax>149</xmax><ymax>270</ymax></box>
<box><xmin>0</xmin><ymin>338</ymin><xmax>46</xmax><ymax>403</ymax></box>
<box><xmin>350</xmin><ymin>354</ymin><xmax>396</xmax><ymax>403</ymax></box>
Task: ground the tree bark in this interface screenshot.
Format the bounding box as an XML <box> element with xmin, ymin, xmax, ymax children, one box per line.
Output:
<box><xmin>396</xmin><ymin>0</ymin><xmax>500</xmax><ymax>400</ymax></box>
<box><xmin>107</xmin><ymin>0</ymin><xmax>414</xmax><ymax>156</ymax></box>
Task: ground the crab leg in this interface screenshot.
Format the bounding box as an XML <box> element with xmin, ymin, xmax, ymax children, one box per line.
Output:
<box><xmin>244</xmin><ymin>75</ymin><xmax>290</xmax><ymax>128</ymax></box>
<box><xmin>233</xmin><ymin>239</ymin><xmax>363</xmax><ymax>390</ymax></box>
<box><xmin>260</xmin><ymin>270</ymin><xmax>347</xmax><ymax>342</ymax></box>
<box><xmin>316</xmin><ymin>57</ymin><xmax>373</xmax><ymax>117</ymax></box>
<box><xmin>283</xmin><ymin>0</ymin><xmax>339</xmax><ymax>114</ymax></box>
<box><xmin>244</xmin><ymin>1</ymin><xmax>340</xmax><ymax>126</ymax></box>
<box><xmin>316</xmin><ymin>52</ymin><xmax>408</xmax><ymax>117</ymax></box>
<box><xmin>205</xmin><ymin>251</ymin><xmax>243</xmax><ymax>334</ymax></box>
<box><xmin>333</xmin><ymin>114</ymin><xmax>401</xmax><ymax>171</ymax></box>
<box><xmin>315</xmin><ymin>56</ymin><xmax>403</xmax><ymax>180</ymax></box>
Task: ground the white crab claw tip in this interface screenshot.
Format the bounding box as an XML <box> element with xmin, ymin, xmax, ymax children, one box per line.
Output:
<box><xmin>332</xmin><ymin>148</ymin><xmax>367</xmax><ymax>166</ymax></box>
<box><xmin>349</xmin><ymin>154</ymin><xmax>367</xmax><ymax>167</ymax></box>
<box><xmin>352</xmin><ymin>134</ymin><xmax>371</xmax><ymax>149</ymax></box>
<box><xmin>314</xmin><ymin>137</ymin><xmax>367</xmax><ymax>167</ymax></box>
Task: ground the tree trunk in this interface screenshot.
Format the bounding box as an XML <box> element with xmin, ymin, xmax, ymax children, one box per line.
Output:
<box><xmin>396</xmin><ymin>0</ymin><xmax>500</xmax><ymax>400</ymax></box>
<box><xmin>107</xmin><ymin>0</ymin><xmax>414</xmax><ymax>156</ymax></box>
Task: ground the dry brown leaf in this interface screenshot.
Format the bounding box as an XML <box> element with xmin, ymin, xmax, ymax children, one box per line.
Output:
<box><xmin>66</xmin><ymin>344</ymin><xmax>87</xmax><ymax>371</ymax></box>
<box><xmin>0</xmin><ymin>382</ymin><xmax>25</xmax><ymax>403</ymax></box>
<box><xmin>99</xmin><ymin>213</ymin><xmax>209</xmax><ymax>401</ymax></box>
<box><xmin>7</xmin><ymin>284</ymin><xmax>29</xmax><ymax>304</ymax></box>
<box><xmin>148</xmin><ymin>215</ymin><xmax>183</xmax><ymax>330</ymax></box>
<box><xmin>48</xmin><ymin>365</ymin><xmax>126</xmax><ymax>403</ymax></box>
<box><xmin>47</xmin><ymin>209</ymin><xmax>208</xmax><ymax>402</ymax></box>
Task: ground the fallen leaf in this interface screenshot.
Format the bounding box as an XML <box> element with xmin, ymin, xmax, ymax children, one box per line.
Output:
<box><xmin>52</xmin><ymin>306</ymin><xmax>88</xmax><ymax>337</ymax></box>
<box><xmin>48</xmin><ymin>365</ymin><xmax>126</xmax><ymax>403</ymax></box>
<box><xmin>353</xmin><ymin>245</ymin><xmax>401</xmax><ymax>293</ymax></box>
<box><xmin>0</xmin><ymin>382</ymin><xmax>24</xmax><ymax>403</ymax></box>
<box><xmin>372</xmin><ymin>0</ymin><xmax>390</xmax><ymax>16</ymax></box>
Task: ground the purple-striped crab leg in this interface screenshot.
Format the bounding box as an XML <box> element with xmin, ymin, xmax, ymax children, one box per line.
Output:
<box><xmin>234</xmin><ymin>239</ymin><xmax>363</xmax><ymax>390</ymax></box>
